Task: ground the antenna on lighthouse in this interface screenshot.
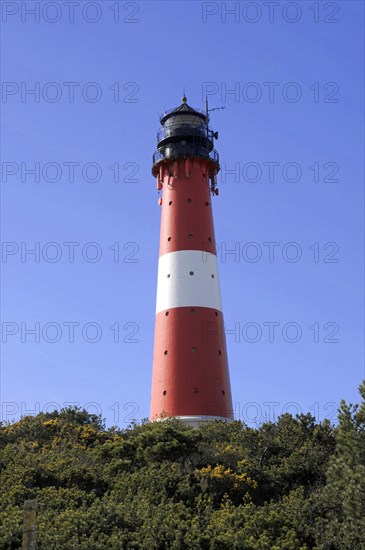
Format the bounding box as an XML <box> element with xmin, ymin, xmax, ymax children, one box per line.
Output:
<box><xmin>208</xmin><ymin>106</ymin><xmax>226</xmax><ymax>113</ymax></box>
<box><xmin>205</xmin><ymin>96</ymin><xmax>210</xmax><ymax>153</ymax></box>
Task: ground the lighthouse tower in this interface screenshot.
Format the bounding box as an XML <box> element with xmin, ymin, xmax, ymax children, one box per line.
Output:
<box><xmin>150</xmin><ymin>96</ymin><xmax>233</xmax><ymax>427</ymax></box>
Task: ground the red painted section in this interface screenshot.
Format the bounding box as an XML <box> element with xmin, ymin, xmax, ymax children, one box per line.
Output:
<box><xmin>158</xmin><ymin>158</ymin><xmax>217</xmax><ymax>257</ymax></box>
<box><xmin>150</xmin><ymin>155</ymin><xmax>233</xmax><ymax>422</ymax></box>
<box><xmin>150</xmin><ymin>306</ymin><xmax>233</xmax><ymax>420</ymax></box>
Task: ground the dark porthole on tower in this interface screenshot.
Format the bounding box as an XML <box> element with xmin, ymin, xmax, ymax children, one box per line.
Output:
<box><xmin>163</xmin><ymin>390</ymin><xmax>167</xmax><ymax>396</ymax></box>
<box><xmin>189</xmin><ymin>271</ymin><xmax>194</xmax><ymax>276</ymax></box>
<box><xmin>187</xmin><ymin>198</ymin><xmax>192</xmax><ymax>203</ymax></box>
<box><xmin>169</xmin><ymin>201</ymin><xmax>172</xmax><ymax>205</ymax></box>
<box><xmin>222</xmin><ymin>390</ymin><xmax>225</xmax><ymax>395</ymax></box>
<box><xmin>190</xmin><ymin>308</ymin><xmax>196</xmax><ymax>314</ymax></box>
<box><xmin>165</xmin><ymin>311</ymin><xmax>169</xmax><ymax>316</ymax></box>
<box><xmin>167</xmin><ymin>237</ymin><xmax>171</xmax><ymax>241</ymax></box>
<box><xmin>164</xmin><ymin>350</ymin><xmax>168</xmax><ymax>355</ymax></box>
<box><xmin>218</xmin><ymin>350</ymin><xmax>222</xmax><ymax>355</ymax></box>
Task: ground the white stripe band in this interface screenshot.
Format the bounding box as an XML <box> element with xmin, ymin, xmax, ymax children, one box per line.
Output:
<box><xmin>156</xmin><ymin>250</ymin><xmax>222</xmax><ymax>314</ymax></box>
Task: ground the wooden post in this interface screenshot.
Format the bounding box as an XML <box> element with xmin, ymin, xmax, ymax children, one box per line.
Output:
<box><xmin>22</xmin><ymin>500</ymin><xmax>37</xmax><ymax>550</ymax></box>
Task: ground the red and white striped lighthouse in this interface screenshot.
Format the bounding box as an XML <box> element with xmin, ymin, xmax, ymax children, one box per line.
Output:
<box><xmin>150</xmin><ymin>96</ymin><xmax>233</xmax><ymax>427</ymax></box>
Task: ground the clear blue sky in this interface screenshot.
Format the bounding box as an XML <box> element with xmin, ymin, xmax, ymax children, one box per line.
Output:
<box><xmin>1</xmin><ymin>1</ymin><xmax>364</xmax><ymax>427</ymax></box>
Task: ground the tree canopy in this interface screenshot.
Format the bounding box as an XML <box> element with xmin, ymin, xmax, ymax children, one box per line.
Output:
<box><xmin>1</xmin><ymin>383</ymin><xmax>365</xmax><ymax>549</ymax></box>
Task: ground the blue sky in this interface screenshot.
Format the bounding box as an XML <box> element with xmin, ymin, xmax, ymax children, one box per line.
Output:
<box><xmin>1</xmin><ymin>0</ymin><xmax>364</xmax><ymax>427</ymax></box>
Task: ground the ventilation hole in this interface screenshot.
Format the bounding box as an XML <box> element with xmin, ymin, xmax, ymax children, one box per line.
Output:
<box><xmin>167</xmin><ymin>274</ymin><xmax>171</xmax><ymax>278</ymax></box>
<box><xmin>169</xmin><ymin>201</ymin><xmax>172</xmax><ymax>206</ymax></box>
<box><xmin>167</xmin><ymin>237</ymin><xmax>171</xmax><ymax>241</ymax></box>
<box><xmin>218</xmin><ymin>350</ymin><xmax>222</xmax><ymax>355</ymax></box>
<box><xmin>163</xmin><ymin>390</ymin><xmax>167</xmax><ymax>396</ymax></box>
<box><xmin>190</xmin><ymin>308</ymin><xmax>196</xmax><ymax>314</ymax></box>
<box><xmin>165</xmin><ymin>311</ymin><xmax>169</xmax><ymax>316</ymax></box>
<box><xmin>188</xmin><ymin>234</ymin><xmax>193</xmax><ymax>239</ymax></box>
<box><xmin>192</xmin><ymin>347</ymin><xmax>197</xmax><ymax>352</ymax></box>
<box><xmin>208</xmin><ymin>237</ymin><xmax>212</xmax><ymax>242</ymax></box>
<box><xmin>215</xmin><ymin>311</ymin><xmax>218</xmax><ymax>317</ymax></box>
<box><xmin>205</xmin><ymin>201</ymin><xmax>210</xmax><ymax>206</ymax></box>
<box><xmin>211</xmin><ymin>274</ymin><xmax>215</xmax><ymax>278</ymax></box>
<box><xmin>189</xmin><ymin>271</ymin><xmax>194</xmax><ymax>276</ymax></box>
<box><xmin>187</xmin><ymin>198</ymin><xmax>192</xmax><ymax>203</ymax></box>
<box><xmin>222</xmin><ymin>390</ymin><xmax>225</xmax><ymax>396</ymax></box>
<box><xmin>164</xmin><ymin>350</ymin><xmax>168</xmax><ymax>355</ymax></box>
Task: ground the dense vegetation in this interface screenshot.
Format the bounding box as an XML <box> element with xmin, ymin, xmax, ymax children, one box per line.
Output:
<box><xmin>1</xmin><ymin>383</ymin><xmax>365</xmax><ymax>549</ymax></box>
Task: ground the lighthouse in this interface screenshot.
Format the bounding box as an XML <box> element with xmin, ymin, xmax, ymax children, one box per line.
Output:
<box><xmin>150</xmin><ymin>96</ymin><xmax>233</xmax><ymax>427</ymax></box>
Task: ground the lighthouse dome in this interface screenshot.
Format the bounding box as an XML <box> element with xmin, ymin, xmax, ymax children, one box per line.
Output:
<box><xmin>152</xmin><ymin>97</ymin><xmax>219</xmax><ymax>171</ymax></box>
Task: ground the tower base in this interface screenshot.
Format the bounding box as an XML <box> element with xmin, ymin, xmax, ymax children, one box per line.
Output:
<box><xmin>155</xmin><ymin>415</ymin><xmax>234</xmax><ymax>429</ymax></box>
